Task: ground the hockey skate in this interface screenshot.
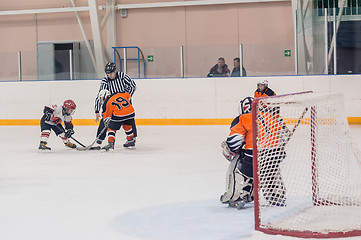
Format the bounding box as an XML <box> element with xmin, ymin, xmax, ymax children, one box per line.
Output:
<box><xmin>123</xmin><ymin>138</ymin><xmax>136</xmax><ymax>149</ymax></box>
<box><xmin>228</xmin><ymin>194</ymin><xmax>253</xmax><ymax>210</ymax></box>
<box><xmin>65</xmin><ymin>141</ymin><xmax>77</xmax><ymax>149</ymax></box>
<box><xmin>38</xmin><ymin>141</ymin><xmax>51</xmax><ymax>152</ymax></box>
<box><xmin>101</xmin><ymin>141</ymin><xmax>114</xmax><ymax>152</ymax></box>
<box><xmin>228</xmin><ymin>199</ymin><xmax>246</xmax><ymax>210</ymax></box>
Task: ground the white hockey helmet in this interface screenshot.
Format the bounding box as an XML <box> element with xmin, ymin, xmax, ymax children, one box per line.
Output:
<box><xmin>97</xmin><ymin>89</ymin><xmax>110</xmax><ymax>103</ymax></box>
<box><xmin>257</xmin><ymin>79</ymin><xmax>268</xmax><ymax>88</ymax></box>
<box><xmin>238</xmin><ymin>97</ymin><xmax>253</xmax><ymax>115</ymax></box>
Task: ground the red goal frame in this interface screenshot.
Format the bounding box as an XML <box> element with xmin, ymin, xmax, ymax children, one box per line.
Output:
<box><xmin>251</xmin><ymin>91</ymin><xmax>361</xmax><ymax>238</ymax></box>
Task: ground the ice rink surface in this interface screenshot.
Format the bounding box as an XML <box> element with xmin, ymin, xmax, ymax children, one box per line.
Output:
<box><xmin>1</xmin><ymin>125</ymin><xmax>361</xmax><ymax>240</ymax></box>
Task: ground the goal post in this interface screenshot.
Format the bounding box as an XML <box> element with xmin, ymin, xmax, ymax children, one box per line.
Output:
<box><xmin>252</xmin><ymin>91</ymin><xmax>361</xmax><ymax>238</ymax></box>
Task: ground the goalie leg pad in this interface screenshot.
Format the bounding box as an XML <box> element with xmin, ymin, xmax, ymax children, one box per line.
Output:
<box><xmin>220</xmin><ymin>156</ymin><xmax>254</xmax><ymax>203</ymax></box>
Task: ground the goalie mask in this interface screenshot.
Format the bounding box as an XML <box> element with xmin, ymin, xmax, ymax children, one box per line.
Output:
<box><xmin>62</xmin><ymin>99</ymin><xmax>76</xmax><ymax>116</ymax></box>
<box><xmin>238</xmin><ymin>97</ymin><xmax>253</xmax><ymax>115</ymax></box>
<box><xmin>97</xmin><ymin>89</ymin><xmax>110</xmax><ymax>103</ymax></box>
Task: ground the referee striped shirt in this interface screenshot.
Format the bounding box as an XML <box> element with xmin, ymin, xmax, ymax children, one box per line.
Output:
<box><xmin>94</xmin><ymin>72</ymin><xmax>136</xmax><ymax>113</ymax></box>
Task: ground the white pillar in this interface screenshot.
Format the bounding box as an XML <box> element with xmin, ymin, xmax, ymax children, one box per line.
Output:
<box><xmin>18</xmin><ymin>51</ymin><xmax>22</xmax><ymax>81</ymax></box>
<box><xmin>88</xmin><ymin>0</ymin><xmax>106</xmax><ymax>78</ymax></box>
<box><xmin>180</xmin><ymin>46</ymin><xmax>184</xmax><ymax>78</ymax></box>
<box><xmin>239</xmin><ymin>44</ymin><xmax>244</xmax><ymax>77</ymax></box>
<box><xmin>106</xmin><ymin>0</ymin><xmax>116</xmax><ymax>61</ymax></box>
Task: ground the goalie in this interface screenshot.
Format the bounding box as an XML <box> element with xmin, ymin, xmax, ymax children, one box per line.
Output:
<box><xmin>220</xmin><ymin>97</ymin><xmax>254</xmax><ymax>209</ymax></box>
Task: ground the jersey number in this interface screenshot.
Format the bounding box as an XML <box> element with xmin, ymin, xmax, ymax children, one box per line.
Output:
<box><xmin>111</xmin><ymin>97</ymin><xmax>130</xmax><ymax>110</ymax></box>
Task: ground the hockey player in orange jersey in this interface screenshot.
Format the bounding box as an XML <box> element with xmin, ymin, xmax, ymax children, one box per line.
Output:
<box><xmin>97</xmin><ymin>89</ymin><xmax>136</xmax><ymax>151</ymax></box>
<box><xmin>254</xmin><ymin>79</ymin><xmax>276</xmax><ymax>98</ymax></box>
<box><xmin>220</xmin><ymin>97</ymin><xmax>254</xmax><ymax>209</ymax></box>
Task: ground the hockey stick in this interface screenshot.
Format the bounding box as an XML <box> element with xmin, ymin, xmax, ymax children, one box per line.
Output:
<box><xmin>76</xmin><ymin>123</ymin><xmax>109</xmax><ymax>151</ymax></box>
<box><xmin>46</xmin><ymin>121</ymin><xmax>86</xmax><ymax>147</ymax></box>
<box><xmin>282</xmin><ymin>107</ymin><xmax>309</xmax><ymax>148</ymax></box>
<box><xmin>70</xmin><ymin>136</ymin><xmax>86</xmax><ymax>148</ymax></box>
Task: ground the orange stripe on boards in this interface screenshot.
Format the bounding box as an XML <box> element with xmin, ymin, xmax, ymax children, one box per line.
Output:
<box><xmin>136</xmin><ymin>119</ymin><xmax>233</xmax><ymax>125</ymax></box>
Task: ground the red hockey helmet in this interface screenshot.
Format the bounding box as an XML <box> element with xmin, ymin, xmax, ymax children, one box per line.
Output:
<box><xmin>62</xmin><ymin>99</ymin><xmax>76</xmax><ymax>115</ymax></box>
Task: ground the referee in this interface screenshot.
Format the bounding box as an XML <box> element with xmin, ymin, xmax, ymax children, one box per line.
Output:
<box><xmin>93</xmin><ymin>62</ymin><xmax>137</xmax><ymax>149</ymax></box>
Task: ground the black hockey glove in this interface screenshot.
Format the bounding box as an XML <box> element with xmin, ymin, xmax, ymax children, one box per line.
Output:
<box><xmin>43</xmin><ymin>107</ymin><xmax>54</xmax><ymax>122</ymax></box>
<box><xmin>64</xmin><ymin>129</ymin><xmax>75</xmax><ymax>138</ymax></box>
<box><xmin>44</xmin><ymin>111</ymin><xmax>52</xmax><ymax>122</ymax></box>
<box><xmin>103</xmin><ymin>117</ymin><xmax>111</xmax><ymax>125</ymax></box>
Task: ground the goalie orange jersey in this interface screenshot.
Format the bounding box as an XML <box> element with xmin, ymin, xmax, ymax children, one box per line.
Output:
<box><xmin>257</xmin><ymin>110</ymin><xmax>284</xmax><ymax>148</ymax></box>
<box><xmin>228</xmin><ymin>112</ymin><xmax>253</xmax><ymax>150</ymax></box>
<box><xmin>102</xmin><ymin>92</ymin><xmax>135</xmax><ymax>121</ymax></box>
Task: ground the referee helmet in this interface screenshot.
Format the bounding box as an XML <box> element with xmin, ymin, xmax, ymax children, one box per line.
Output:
<box><xmin>105</xmin><ymin>62</ymin><xmax>116</xmax><ymax>74</ymax></box>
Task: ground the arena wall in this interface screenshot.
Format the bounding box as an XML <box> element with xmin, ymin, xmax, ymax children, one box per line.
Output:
<box><xmin>0</xmin><ymin>75</ymin><xmax>360</xmax><ymax>125</ymax></box>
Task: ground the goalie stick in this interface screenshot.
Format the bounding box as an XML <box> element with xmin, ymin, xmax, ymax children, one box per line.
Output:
<box><xmin>76</xmin><ymin>123</ymin><xmax>108</xmax><ymax>151</ymax></box>
<box><xmin>282</xmin><ymin>107</ymin><xmax>309</xmax><ymax>148</ymax></box>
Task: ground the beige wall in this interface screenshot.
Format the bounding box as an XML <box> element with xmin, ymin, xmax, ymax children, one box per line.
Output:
<box><xmin>0</xmin><ymin>1</ymin><xmax>294</xmax><ymax>80</ymax></box>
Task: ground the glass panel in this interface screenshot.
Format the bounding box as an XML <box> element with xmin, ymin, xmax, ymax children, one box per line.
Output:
<box><xmin>139</xmin><ymin>46</ymin><xmax>180</xmax><ymax>78</ymax></box>
<box><xmin>0</xmin><ymin>43</ymin><xmax>298</xmax><ymax>81</ymax></box>
<box><xmin>0</xmin><ymin>52</ymin><xmax>18</xmax><ymax>81</ymax></box>
<box><xmin>296</xmin><ymin>8</ymin><xmax>327</xmax><ymax>75</ymax></box>
<box><xmin>21</xmin><ymin>51</ymin><xmax>37</xmax><ymax>81</ymax></box>
<box><xmin>185</xmin><ymin>45</ymin><xmax>238</xmax><ymax>78</ymax></box>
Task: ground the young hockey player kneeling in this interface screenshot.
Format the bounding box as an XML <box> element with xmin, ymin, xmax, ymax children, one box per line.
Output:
<box><xmin>97</xmin><ymin>89</ymin><xmax>136</xmax><ymax>151</ymax></box>
<box><xmin>220</xmin><ymin>97</ymin><xmax>254</xmax><ymax>209</ymax></box>
<box><xmin>38</xmin><ymin>99</ymin><xmax>77</xmax><ymax>152</ymax></box>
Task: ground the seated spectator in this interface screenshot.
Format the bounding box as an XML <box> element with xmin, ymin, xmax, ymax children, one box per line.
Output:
<box><xmin>207</xmin><ymin>57</ymin><xmax>230</xmax><ymax>77</ymax></box>
<box><xmin>231</xmin><ymin>57</ymin><xmax>247</xmax><ymax>77</ymax></box>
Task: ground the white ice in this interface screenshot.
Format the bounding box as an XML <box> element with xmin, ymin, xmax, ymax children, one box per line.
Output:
<box><xmin>1</xmin><ymin>125</ymin><xmax>361</xmax><ymax>240</ymax></box>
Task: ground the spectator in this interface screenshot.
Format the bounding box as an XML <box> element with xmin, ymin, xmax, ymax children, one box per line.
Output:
<box><xmin>231</xmin><ymin>57</ymin><xmax>247</xmax><ymax>77</ymax></box>
<box><xmin>207</xmin><ymin>57</ymin><xmax>230</xmax><ymax>77</ymax></box>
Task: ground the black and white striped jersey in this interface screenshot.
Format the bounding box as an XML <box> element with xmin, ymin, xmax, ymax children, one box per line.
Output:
<box><xmin>94</xmin><ymin>72</ymin><xmax>136</xmax><ymax>113</ymax></box>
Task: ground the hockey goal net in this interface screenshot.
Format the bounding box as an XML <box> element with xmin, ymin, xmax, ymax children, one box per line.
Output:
<box><xmin>252</xmin><ymin>91</ymin><xmax>361</xmax><ymax>238</ymax></box>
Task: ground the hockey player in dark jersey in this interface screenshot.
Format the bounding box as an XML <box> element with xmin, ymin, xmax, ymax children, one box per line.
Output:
<box><xmin>38</xmin><ymin>99</ymin><xmax>77</xmax><ymax>151</ymax></box>
<box><xmin>220</xmin><ymin>97</ymin><xmax>254</xmax><ymax>209</ymax></box>
<box><xmin>254</xmin><ymin>79</ymin><xmax>276</xmax><ymax>98</ymax></box>
<box><xmin>92</xmin><ymin>62</ymin><xmax>137</xmax><ymax>150</ymax></box>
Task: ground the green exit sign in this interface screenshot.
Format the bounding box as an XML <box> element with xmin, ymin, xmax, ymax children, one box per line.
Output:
<box><xmin>284</xmin><ymin>50</ymin><xmax>291</xmax><ymax>57</ymax></box>
<box><xmin>147</xmin><ymin>55</ymin><xmax>154</xmax><ymax>62</ymax></box>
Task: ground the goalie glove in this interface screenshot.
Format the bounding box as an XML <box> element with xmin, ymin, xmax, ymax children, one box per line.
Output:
<box><xmin>221</xmin><ymin>141</ymin><xmax>236</xmax><ymax>161</ymax></box>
